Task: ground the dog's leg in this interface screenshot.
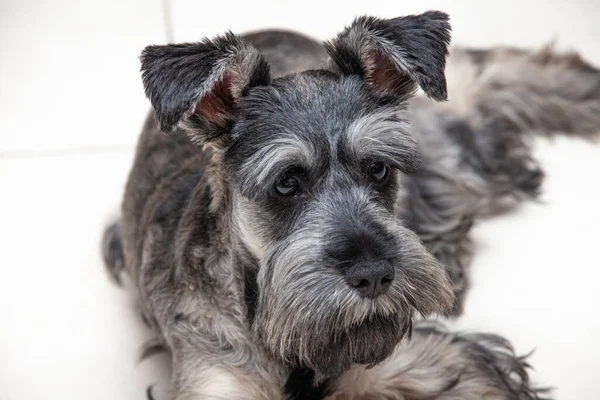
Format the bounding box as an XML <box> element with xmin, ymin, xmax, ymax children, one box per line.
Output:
<box><xmin>167</xmin><ymin>340</ymin><xmax>283</xmax><ymax>400</ymax></box>
<box><xmin>406</xmin><ymin>47</ymin><xmax>600</xmax><ymax>313</ymax></box>
<box><xmin>404</xmin><ymin>115</ymin><xmax>538</xmax><ymax>314</ymax></box>
<box><xmin>441</xmin><ymin>45</ymin><xmax>600</xmax><ymax>213</ymax></box>
<box><xmin>170</xmin><ymin>364</ymin><xmax>270</xmax><ymax>400</ymax></box>
<box><xmin>330</xmin><ymin>322</ymin><xmax>549</xmax><ymax>400</ymax></box>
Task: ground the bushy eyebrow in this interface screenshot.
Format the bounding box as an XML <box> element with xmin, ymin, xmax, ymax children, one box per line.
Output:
<box><xmin>343</xmin><ymin>111</ymin><xmax>421</xmax><ymax>173</ymax></box>
<box><xmin>238</xmin><ymin>137</ymin><xmax>315</xmax><ymax>189</ymax></box>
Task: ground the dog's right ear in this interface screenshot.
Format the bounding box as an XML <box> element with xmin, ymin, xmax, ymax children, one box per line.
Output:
<box><xmin>140</xmin><ymin>33</ymin><xmax>270</xmax><ymax>146</ymax></box>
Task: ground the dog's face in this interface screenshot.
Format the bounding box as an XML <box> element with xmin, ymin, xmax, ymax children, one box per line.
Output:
<box><xmin>225</xmin><ymin>72</ymin><xmax>454</xmax><ymax>380</ymax></box>
<box><xmin>141</xmin><ymin>11</ymin><xmax>454</xmax><ymax>382</ymax></box>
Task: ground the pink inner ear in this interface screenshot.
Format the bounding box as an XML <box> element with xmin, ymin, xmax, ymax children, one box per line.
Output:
<box><xmin>195</xmin><ymin>70</ymin><xmax>240</xmax><ymax>126</ymax></box>
<box><xmin>367</xmin><ymin>51</ymin><xmax>398</xmax><ymax>91</ymax></box>
<box><xmin>365</xmin><ymin>50</ymin><xmax>414</xmax><ymax>96</ymax></box>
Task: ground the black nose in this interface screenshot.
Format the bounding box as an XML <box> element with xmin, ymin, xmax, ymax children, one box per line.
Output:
<box><xmin>344</xmin><ymin>261</ymin><xmax>394</xmax><ymax>298</ymax></box>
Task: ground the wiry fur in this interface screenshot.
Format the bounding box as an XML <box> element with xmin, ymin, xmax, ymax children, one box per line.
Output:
<box><xmin>330</xmin><ymin>321</ymin><xmax>549</xmax><ymax>400</ymax></box>
<box><xmin>101</xmin><ymin>10</ymin><xmax>600</xmax><ymax>400</ymax></box>
<box><xmin>404</xmin><ymin>45</ymin><xmax>600</xmax><ymax>313</ymax></box>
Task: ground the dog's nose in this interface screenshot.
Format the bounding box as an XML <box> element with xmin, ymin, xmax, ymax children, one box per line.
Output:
<box><xmin>344</xmin><ymin>261</ymin><xmax>394</xmax><ymax>298</ymax></box>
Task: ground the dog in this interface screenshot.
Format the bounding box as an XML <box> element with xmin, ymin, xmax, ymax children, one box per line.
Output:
<box><xmin>102</xmin><ymin>10</ymin><xmax>600</xmax><ymax>400</ymax></box>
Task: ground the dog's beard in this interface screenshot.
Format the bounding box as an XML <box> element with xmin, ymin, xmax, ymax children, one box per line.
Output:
<box><xmin>301</xmin><ymin>313</ymin><xmax>412</xmax><ymax>383</ymax></box>
<box><xmin>252</xmin><ymin>226</ymin><xmax>454</xmax><ymax>384</ymax></box>
<box><xmin>255</xmin><ymin>299</ymin><xmax>412</xmax><ymax>383</ymax></box>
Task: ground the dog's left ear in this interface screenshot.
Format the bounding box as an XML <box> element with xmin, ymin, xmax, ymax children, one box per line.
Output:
<box><xmin>140</xmin><ymin>32</ymin><xmax>270</xmax><ymax>145</ymax></box>
<box><xmin>325</xmin><ymin>11</ymin><xmax>451</xmax><ymax>101</ymax></box>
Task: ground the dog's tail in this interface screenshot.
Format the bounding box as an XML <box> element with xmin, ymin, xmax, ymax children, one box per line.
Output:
<box><xmin>443</xmin><ymin>44</ymin><xmax>600</xmax><ymax>139</ymax></box>
<box><xmin>101</xmin><ymin>220</ymin><xmax>126</xmax><ymax>285</ymax></box>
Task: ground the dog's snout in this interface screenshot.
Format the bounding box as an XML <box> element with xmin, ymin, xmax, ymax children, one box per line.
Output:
<box><xmin>344</xmin><ymin>261</ymin><xmax>394</xmax><ymax>298</ymax></box>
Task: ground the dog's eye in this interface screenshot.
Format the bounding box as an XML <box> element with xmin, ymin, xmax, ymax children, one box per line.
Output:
<box><xmin>275</xmin><ymin>176</ymin><xmax>301</xmax><ymax>197</ymax></box>
<box><xmin>367</xmin><ymin>161</ymin><xmax>389</xmax><ymax>182</ymax></box>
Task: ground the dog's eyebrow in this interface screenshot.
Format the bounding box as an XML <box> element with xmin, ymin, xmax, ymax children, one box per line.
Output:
<box><xmin>344</xmin><ymin>112</ymin><xmax>421</xmax><ymax>173</ymax></box>
<box><xmin>240</xmin><ymin>137</ymin><xmax>314</xmax><ymax>186</ymax></box>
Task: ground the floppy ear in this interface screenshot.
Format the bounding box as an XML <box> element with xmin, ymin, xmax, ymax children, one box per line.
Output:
<box><xmin>325</xmin><ymin>11</ymin><xmax>451</xmax><ymax>101</ymax></box>
<box><xmin>140</xmin><ymin>32</ymin><xmax>270</xmax><ymax>145</ymax></box>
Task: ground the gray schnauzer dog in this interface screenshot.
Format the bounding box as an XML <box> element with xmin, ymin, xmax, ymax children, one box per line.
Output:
<box><xmin>102</xmin><ymin>10</ymin><xmax>600</xmax><ymax>400</ymax></box>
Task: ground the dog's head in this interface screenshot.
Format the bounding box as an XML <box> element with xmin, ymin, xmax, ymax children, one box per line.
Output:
<box><xmin>141</xmin><ymin>11</ymin><xmax>454</xmax><ymax>382</ymax></box>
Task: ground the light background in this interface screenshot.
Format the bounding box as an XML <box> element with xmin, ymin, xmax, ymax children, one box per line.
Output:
<box><xmin>1</xmin><ymin>0</ymin><xmax>599</xmax><ymax>399</ymax></box>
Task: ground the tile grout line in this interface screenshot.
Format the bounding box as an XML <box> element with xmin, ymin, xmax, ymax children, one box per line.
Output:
<box><xmin>1</xmin><ymin>0</ymin><xmax>174</xmax><ymax>162</ymax></box>
<box><xmin>162</xmin><ymin>0</ymin><xmax>175</xmax><ymax>43</ymax></box>
<box><xmin>0</xmin><ymin>145</ymin><xmax>134</xmax><ymax>160</ymax></box>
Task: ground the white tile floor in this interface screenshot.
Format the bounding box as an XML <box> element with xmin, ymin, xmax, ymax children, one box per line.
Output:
<box><xmin>1</xmin><ymin>1</ymin><xmax>599</xmax><ymax>399</ymax></box>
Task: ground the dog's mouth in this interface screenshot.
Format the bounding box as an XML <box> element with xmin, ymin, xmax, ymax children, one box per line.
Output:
<box><xmin>258</xmin><ymin>236</ymin><xmax>453</xmax><ymax>384</ymax></box>
<box><xmin>298</xmin><ymin>312</ymin><xmax>412</xmax><ymax>384</ymax></box>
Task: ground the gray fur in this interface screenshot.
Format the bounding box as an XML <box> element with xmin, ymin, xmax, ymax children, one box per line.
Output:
<box><xmin>403</xmin><ymin>45</ymin><xmax>600</xmax><ymax>314</ymax></box>
<box><xmin>101</xmin><ymin>11</ymin><xmax>600</xmax><ymax>400</ymax></box>
<box><xmin>331</xmin><ymin>321</ymin><xmax>549</xmax><ymax>400</ymax></box>
<box><xmin>244</xmin><ymin>30</ymin><xmax>329</xmax><ymax>77</ymax></box>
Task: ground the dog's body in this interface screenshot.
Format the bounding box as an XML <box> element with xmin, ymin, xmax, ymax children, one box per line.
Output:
<box><xmin>103</xmin><ymin>12</ymin><xmax>600</xmax><ymax>400</ymax></box>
